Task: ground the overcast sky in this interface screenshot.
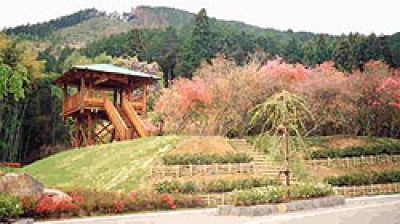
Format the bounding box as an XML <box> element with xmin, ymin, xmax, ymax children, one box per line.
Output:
<box><xmin>1</xmin><ymin>0</ymin><xmax>398</xmax><ymax>35</ymax></box>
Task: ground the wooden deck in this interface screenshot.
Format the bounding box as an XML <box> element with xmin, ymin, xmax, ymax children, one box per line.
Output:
<box><xmin>62</xmin><ymin>91</ymin><xmax>145</xmax><ymax>117</ymax></box>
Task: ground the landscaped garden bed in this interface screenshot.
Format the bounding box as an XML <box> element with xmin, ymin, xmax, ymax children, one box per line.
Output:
<box><xmin>217</xmin><ymin>183</ymin><xmax>343</xmax><ymax>216</ymax></box>
<box><xmin>307</xmin><ymin>139</ymin><xmax>400</xmax><ymax>159</ymax></box>
<box><xmin>162</xmin><ymin>153</ymin><xmax>253</xmax><ymax>165</ymax></box>
<box><xmin>154</xmin><ymin>177</ymin><xmax>278</xmax><ymax>194</ymax></box>
<box><xmin>1</xmin><ymin>189</ymin><xmax>204</xmax><ymax>221</ymax></box>
<box><xmin>324</xmin><ymin>170</ymin><xmax>400</xmax><ymax>186</ymax></box>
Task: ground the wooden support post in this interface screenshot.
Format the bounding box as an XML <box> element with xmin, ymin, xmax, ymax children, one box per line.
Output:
<box><xmin>88</xmin><ymin>79</ymin><xmax>93</xmax><ymax>98</ymax></box>
<box><xmin>142</xmin><ymin>79</ymin><xmax>147</xmax><ymax>115</ymax></box>
<box><xmin>87</xmin><ymin>113</ymin><xmax>93</xmax><ymax>146</ymax></box>
<box><xmin>113</xmin><ymin>89</ymin><xmax>118</xmax><ymax>105</ymax></box>
<box><xmin>119</xmin><ymin>89</ymin><xmax>123</xmax><ymax>107</ymax></box>
<box><xmin>80</xmin><ymin>77</ymin><xmax>85</xmax><ymax>113</ymax></box>
<box><xmin>62</xmin><ymin>84</ymin><xmax>68</xmax><ymax>116</ymax></box>
<box><xmin>75</xmin><ymin>117</ymin><xmax>81</xmax><ymax>148</ymax></box>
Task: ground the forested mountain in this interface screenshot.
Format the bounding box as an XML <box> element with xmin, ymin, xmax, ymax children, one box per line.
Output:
<box><xmin>2</xmin><ymin>6</ymin><xmax>319</xmax><ymax>48</ymax></box>
<box><xmin>4</xmin><ymin>9</ymin><xmax>102</xmax><ymax>39</ymax></box>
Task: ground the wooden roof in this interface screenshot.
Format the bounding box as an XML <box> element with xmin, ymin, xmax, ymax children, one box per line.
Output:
<box><xmin>55</xmin><ymin>64</ymin><xmax>161</xmax><ymax>86</ymax></box>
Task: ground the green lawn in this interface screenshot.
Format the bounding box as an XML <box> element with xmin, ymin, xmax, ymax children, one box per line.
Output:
<box><xmin>22</xmin><ymin>136</ymin><xmax>182</xmax><ymax>192</ymax></box>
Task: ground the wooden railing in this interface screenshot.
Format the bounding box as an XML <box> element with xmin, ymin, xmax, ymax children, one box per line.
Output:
<box><xmin>308</xmin><ymin>155</ymin><xmax>400</xmax><ymax>168</ymax></box>
<box><xmin>122</xmin><ymin>98</ymin><xmax>148</xmax><ymax>137</ymax></box>
<box><xmin>104</xmin><ymin>97</ymin><xmax>128</xmax><ymax>140</ymax></box>
<box><xmin>148</xmin><ymin>163</ymin><xmax>257</xmax><ymax>179</ymax></box>
<box><xmin>63</xmin><ymin>92</ymin><xmax>81</xmax><ymax>115</ymax></box>
<box><xmin>333</xmin><ymin>183</ymin><xmax>400</xmax><ymax>197</ymax></box>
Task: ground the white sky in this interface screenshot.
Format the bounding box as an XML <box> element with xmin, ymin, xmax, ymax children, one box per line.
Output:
<box><xmin>0</xmin><ymin>0</ymin><xmax>398</xmax><ymax>35</ymax></box>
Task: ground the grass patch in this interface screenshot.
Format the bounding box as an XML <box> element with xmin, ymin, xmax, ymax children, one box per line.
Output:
<box><xmin>22</xmin><ymin>136</ymin><xmax>183</xmax><ymax>192</ymax></box>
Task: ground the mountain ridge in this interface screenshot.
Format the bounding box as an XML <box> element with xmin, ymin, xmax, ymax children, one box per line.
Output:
<box><xmin>2</xmin><ymin>6</ymin><xmax>322</xmax><ymax>47</ymax></box>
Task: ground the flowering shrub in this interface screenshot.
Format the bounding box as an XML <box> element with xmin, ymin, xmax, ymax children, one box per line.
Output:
<box><xmin>18</xmin><ymin>189</ymin><xmax>203</xmax><ymax>219</ymax></box>
<box><xmin>35</xmin><ymin>194</ymin><xmax>79</xmax><ymax>218</ymax></box>
<box><xmin>155</xmin><ymin>57</ymin><xmax>400</xmax><ymax>138</ymax></box>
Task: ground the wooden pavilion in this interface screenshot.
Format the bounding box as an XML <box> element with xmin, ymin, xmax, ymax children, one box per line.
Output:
<box><xmin>55</xmin><ymin>64</ymin><xmax>160</xmax><ymax>147</ymax></box>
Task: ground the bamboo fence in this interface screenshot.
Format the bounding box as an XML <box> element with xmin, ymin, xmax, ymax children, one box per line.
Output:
<box><xmin>149</xmin><ymin>162</ymin><xmax>258</xmax><ymax>179</ymax></box>
<box><xmin>308</xmin><ymin>154</ymin><xmax>400</xmax><ymax>168</ymax></box>
<box><xmin>333</xmin><ymin>182</ymin><xmax>400</xmax><ymax>197</ymax></box>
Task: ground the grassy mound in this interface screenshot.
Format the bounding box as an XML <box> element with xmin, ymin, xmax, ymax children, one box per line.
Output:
<box><xmin>170</xmin><ymin>136</ymin><xmax>235</xmax><ymax>155</ymax></box>
<box><xmin>22</xmin><ymin>136</ymin><xmax>182</xmax><ymax>192</ymax></box>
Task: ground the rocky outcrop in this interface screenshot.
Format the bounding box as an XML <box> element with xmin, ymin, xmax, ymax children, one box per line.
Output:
<box><xmin>0</xmin><ymin>173</ymin><xmax>44</xmax><ymax>197</ymax></box>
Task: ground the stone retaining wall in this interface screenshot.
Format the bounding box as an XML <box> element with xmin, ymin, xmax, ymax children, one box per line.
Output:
<box><xmin>217</xmin><ymin>196</ymin><xmax>345</xmax><ymax>216</ymax></box>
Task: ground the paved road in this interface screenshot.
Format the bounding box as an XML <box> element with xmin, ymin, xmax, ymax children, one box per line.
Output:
<box><xmin>40</xmin><ymin>194</ymin><xmax>400</xmax><ymax>224</ymax></box>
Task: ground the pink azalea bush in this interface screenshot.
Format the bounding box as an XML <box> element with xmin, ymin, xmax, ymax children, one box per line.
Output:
<box><xmin>19</xmin><ymin>189</ymin><xmax>203</xmax><ymax>219</ymax></box>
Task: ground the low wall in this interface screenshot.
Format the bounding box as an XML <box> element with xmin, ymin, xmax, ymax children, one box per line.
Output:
<box><xmin>217</xmin><ymin>196</ymin><xmax>345</xmax><ymax>216</ymax></box>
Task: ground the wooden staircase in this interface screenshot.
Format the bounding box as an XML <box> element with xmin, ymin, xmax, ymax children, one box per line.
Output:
<box><xmin>104</xmin><ymin>97</ymin><xmax>148</xmax><ymax>141</ymax></box>
<box><xmin>229</xmin><ymin>139</ymin><xmax>298</xmax><ymax>183</ymax></box>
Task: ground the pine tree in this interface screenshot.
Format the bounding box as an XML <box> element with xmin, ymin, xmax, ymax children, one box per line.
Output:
<box><xmin>333</xmin><ymin>37</ymin><xmax>354</xmax><ymax>72</ymax></box>
<box><xmin>129</xmin><ymin>27</ymin><xmax>143</xmax><ymax>57</ymax></box>
<box><xmin>176</xmin><ymin>8</ymin><xmax>215</xmax><ymax>78</ymax></box>
<box><xmin>156</xmin><ymin>27</ymin><xmax>179</xmax><ymax>86</ymax></box>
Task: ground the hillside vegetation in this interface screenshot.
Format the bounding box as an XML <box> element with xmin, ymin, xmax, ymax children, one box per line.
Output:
<box><xmin>53</xmin><ymin>16</ymin><xmax>133</xmax><ymax>47</ymax></box>
<box><xmin>22</xmin><ymin>136</ymin><xmax>182</xmax><ymax>192</ymax></box>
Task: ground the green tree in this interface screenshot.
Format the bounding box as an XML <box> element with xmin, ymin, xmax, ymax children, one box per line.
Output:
<box><xmin>129</xmin><ymin>27</ymin><xmax>143</xmax><ymax>57</ymax></box>
<box><xmin>249</xmin><ymin>91</ymin><xmax>313</xmax><ymax>185</ymax></box>
<box><xmin>333</xmin><ymin>36</ymin><xmax>355</xmax><ymax>71</ymax></box>
<box><xmin>154</xmin><ymin>27</ymin><xmax>179</xmax><ymax>86</ymax></box>
<box><xmin>0</xmin><ymin>35</ymin><xmax>45</xmax><ymax>162</ymax></box>
<box><xmin>283</xmin><ymin>37</ymin><xmax>303</xmax><ymax>64</ymax></box>
<box><xmin>176</xmin><ymin>8</ymin><xmax>216</xmax><ymax>78</ymax></box>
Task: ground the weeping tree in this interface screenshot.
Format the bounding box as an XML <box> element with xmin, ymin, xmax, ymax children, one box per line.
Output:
<box><xmin>249</xmin><ymin>90</ymin><xmax>313</xmax><ymax>186</ymax></box>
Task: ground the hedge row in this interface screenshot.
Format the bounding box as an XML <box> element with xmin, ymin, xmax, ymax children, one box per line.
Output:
<box><xmin>155</xmin><ymin>178</ymin><xmax>278</xmax><ymax>194</ymax></box>
<box><xmin>324</xmin><ymin>170</ymin><xmax>400</xmax><ymax>187</ymax></box>
<box><xmin>308</xmin><ymin>141</ymin><xmax>400</xmax><ymax>159</ymax></box>
<box><xmin>162</xmin><ymin>153</ymin><xmax>253</xmax><ymax>165</ymax></box>
<box><xmin>234</xmin><ymin>183</ymin><xmax>334</xmax><ymax>206</ymax></box>
<box><xmin>1</xmin><ymin>189</ymin><xmax>204</xmax><ymax>220</ymax></box>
